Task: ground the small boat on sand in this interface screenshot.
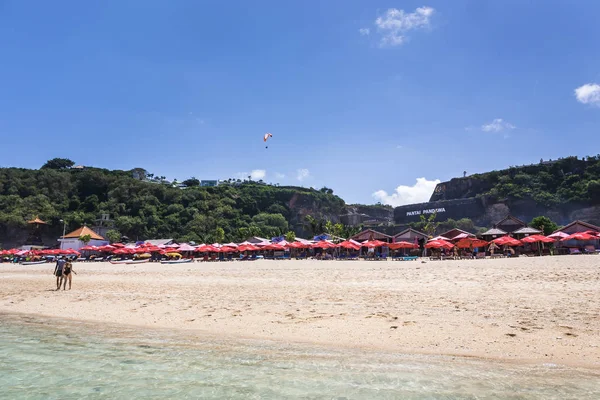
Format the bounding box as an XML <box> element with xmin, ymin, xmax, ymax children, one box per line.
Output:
<box><xmin>20</xmin><ymin>260</ymin><xmax>47</xmax><ymax>265</ymax></box>
<box><xmin>160</xmin><ymin>259</ymin><xmax>193</xmax><ymax>264</ymax></box>
<box><xmin>109</xmin><ymin>259</ymin><xmax>150</xmax><ymax>265</ymax></box>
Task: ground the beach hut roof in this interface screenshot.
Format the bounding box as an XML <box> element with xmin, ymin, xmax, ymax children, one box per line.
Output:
<box><xmin>245</xmin><ymin>236</ymin><xmax>271</xmax><ymax>244</ymax></box>
<box><xmin>62</xmin><ymin>226</ymin><xmax>104</xmax><ymax>241</ymax></box>
<box><xmin>438</xmin><ymin>228</ymin><xmax>476</xmax><ymax>240</ymax></box>
<box><xmin>27</xmin><ymin>216</ymin><xmax>47</xmax><ymax>225</ymax></box>
<box><xmin>553</xmin><ymin>220</ymin><xmax>600</xmax><ymax>234</ymax></box>
<box><xmin>294</xmin><ymin>237</ymin><xmax>313</xmax><ymax>244</ymax></box>
<box><xmin>393</xmin><ymin>228</ymin><xmax>428</xmax><ymax>240</ymax></box>
<box><xmin>494</xmin><ymin>215</ymin><xmax>528</xmax><ymax>232</ymax></box>
<box><xmin>481</xmin><ymin>228</ymin><xmax>507</xmax><ymax>236</ymax></box>
<box><xmin>314</xmin><ymin>233</ymin><xmax>346</xmax><ymax>242</ymax></box>
<box><xmin>351</xmin><ymin>229</ymin><xmax>392</xmax><ymax>241</ymax></box>
<box><xmin>145</xmin><ymin>239</ymin><xmax>175</xmax><ymax>246</ymax></box>
<box><xmin>513</xmin><ymin>226</ymin><xmax>542</xmax><ymax>235</ymax></box>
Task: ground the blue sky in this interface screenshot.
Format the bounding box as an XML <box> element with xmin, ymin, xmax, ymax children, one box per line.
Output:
<box><xmin>1</xmin><ymin>1</ymin><xmax>599</xmax><ymax>205</ymax></box>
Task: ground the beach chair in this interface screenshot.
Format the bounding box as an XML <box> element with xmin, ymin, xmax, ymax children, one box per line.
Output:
<box><xmin>584</xmin><ymin>245</ymin><xmax>598</xmax><ymax>254</ymax></box>
<box><xmin>569</xmin><ymin>248</ymin><xmax>582</xmax><ymax>255</ymax></box>
<box><xmin>403</xmin><ymin>256</ymin><xmax>418</xmax><ymax>261</ymax></box>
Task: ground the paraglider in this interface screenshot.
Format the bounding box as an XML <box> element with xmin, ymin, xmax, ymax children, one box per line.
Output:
<box><xmin>263</xmin><ymin>133</ymin><xmax>272</xmax><ymax>149</ymax></box>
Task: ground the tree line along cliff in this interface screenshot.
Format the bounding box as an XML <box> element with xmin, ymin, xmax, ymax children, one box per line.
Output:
<box><xmin>0</xmin><ymin>160</ymin><xmax>346</xmax><ymax>247</ymax></box>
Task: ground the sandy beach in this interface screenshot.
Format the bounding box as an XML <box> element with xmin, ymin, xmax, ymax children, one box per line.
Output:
<box><xmin>1</xmin><ymin>257</ymin><xmax>599</xmax><ymax>368</ymax></box>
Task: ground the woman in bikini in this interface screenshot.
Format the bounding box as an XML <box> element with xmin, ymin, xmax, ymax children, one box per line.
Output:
<box><xmin>62</xmin><ymin>261</ymin><xmax>76</xmax><ymax>290</ymax></box>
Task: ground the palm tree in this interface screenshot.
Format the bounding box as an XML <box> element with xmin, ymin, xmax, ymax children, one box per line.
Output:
<box><xmin>79</xmin><ymin>234</ymin><xmax>92</xmax><ymax>246</ymax></box>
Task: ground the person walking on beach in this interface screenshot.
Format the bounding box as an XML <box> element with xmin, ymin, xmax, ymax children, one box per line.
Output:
<box><xmin>54</xmin><ymin>257</ymin><xmax>66</xmax><ymax>290</ymax></box>
<box><xmin>62</xmin><ymin>261</ymin><xmax>76</xmax><ymax>290</ymax></box>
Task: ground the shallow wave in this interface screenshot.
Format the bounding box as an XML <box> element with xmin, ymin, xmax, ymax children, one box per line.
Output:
<box><xmin>1</xmin><ymin>313</ymin><xmax>599</xmax><ymax>399</ymax></box>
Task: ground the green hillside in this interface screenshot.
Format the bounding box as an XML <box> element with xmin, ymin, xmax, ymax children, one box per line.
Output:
<box><xmin>433</xmin><ymin>155</ymin><xmax>600</xmax><ymax>207</ymax></box>
<box><xmin>0</xmin><ymin>159</ymin><xmax>346</xmax><ymax>246</ymax></box>
<box><xmin>477</xmin><ymin>156</ymin><xmax>600</xmax><ymax>206</ymax></box>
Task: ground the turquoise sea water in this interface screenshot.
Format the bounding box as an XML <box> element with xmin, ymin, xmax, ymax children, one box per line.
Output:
<box><xmin>1</xmin><ymin>314</ymin><xmax>599</xmax><ymax>399</ymax></box>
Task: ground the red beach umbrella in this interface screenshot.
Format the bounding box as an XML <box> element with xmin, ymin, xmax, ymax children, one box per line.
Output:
<box><xmin>64</xmin><ymin>248</ymin><xmax>80</xmax><ymax>256</ymax></box>
<box><xmin>263</xmin><ymin>243</ymin><xmax>285</xmax><ymax>251</ymax></box>
<box><xmin>337</xmin><ymin>240</ymin><xmax>361</xmax><ymax>250</ymax></box>
<box><xmin>177</xmin><ymin>244</ymin><xmax>197</xmax><ymax>252</ymax></box>
<box><xmin>361</xmin><ymin>240</ymin><xmax>388</xmax><ymax>248</ymax></box>
<box><xmin>521</xmin><ymin>235</ymin><xmax>555</xmax><ymax>244</ymax></box>
<box><xmin>218</xmin><ymin>246</ymin><xmax>237</xmax><ymax>253</ymax></box>
<box><xmin>388</xmin><ymin>241</ymin><xmax>418</xmax><ymax>250</ymax></box>
<box><xmin>491</xmin><ymin>236</ymin><xmax>522</xmax><ymax>246</ymax></box>
<box><xmin>425</xmin><ymin>240</ymin><xmax>454</xmax><ymax>249</ymax></box>
<box><xmin>455</xmin><ymin>238</ymin><xmax>488</xmax><ymax>248</ymax></box>
<box><xmin>312</xmin><ymin>240</ymin><xmax>336</xmax><ymax>249</ymax></box>
<box><xmin>196</xmin><ymin>245</ymin><xmax>219</xmax><ymax>253</ymax></box>
<box><xmin>292</xmin><ymin>242</ymin><xmax>311</xmax><ymax>249</ymax></box>
<box><xmin>561</xmin><ymin>232</ymin><xmax>597</xmax><ymax>241</ymax></box>
<box><xmin>238</xmin><ymin>244</ymin><xmax>260</xmax><ymax>252</ymax></box>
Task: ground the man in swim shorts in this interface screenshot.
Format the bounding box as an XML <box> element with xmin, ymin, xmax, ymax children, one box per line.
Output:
<box><xmin>54</xmin><ymin>258</ymin><xmax>66</xmax><ymax>290</ymax></box>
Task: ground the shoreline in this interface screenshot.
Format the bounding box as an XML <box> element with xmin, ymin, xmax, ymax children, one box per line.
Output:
<box><xmin>2</xmin><ymin>258</ymin><xmax>599</xmax><ymax>369</ymax></box>
<box><xmin>3</xmin><ymin>310</ymin><xmax>599</xmax><ymax>372</ymax></box>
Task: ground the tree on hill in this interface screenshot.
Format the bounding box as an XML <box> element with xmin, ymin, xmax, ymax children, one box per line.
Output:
<box><xmin>105</xmin><ymin>229</ymin><xmax>122</xmax><ymax>244</ymax></box>
<box><xmin>213</xmin><ymin>227</ymin><xmax>225</xmax><ymax>244</ymax></box>
<box><xmin>419</xmin><ymin>213</ymin><xmax>439</xmax><ymax>237</ymax></box>
<box><xmin>42</xmin><ymin>158</ymin><xmax>75</xmax><ymax>170</ymax></box>
<box><xmin>530</xmin><ymin>216</ymin><xmax>559</xmax><ymax>236</ymax></box>
<box><xmin>183</xmin><ymin>177</ymin><xmax>200</xmax><ymax>187</ymax></box>
<box><xmin>0</xmin><ymin>162</ymin><xmax>347</xmax><ymax>245</ymax></box>
<box><xmin>304</xmin><ymin>215</ymin><xmax>320</xmax><ymax>236</ymax></box>
<box><xmin>79</xmin><ymin>234</ymin><xmax>92</xmax><ymax>245</ymax></box>
<box><xmin>284</xmin><ymin>231</ymin><xmax>296</xmax><ymax>242</ymax></box>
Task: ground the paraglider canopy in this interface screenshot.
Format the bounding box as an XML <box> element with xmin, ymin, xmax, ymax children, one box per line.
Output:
<box><xmin>264</xmin><ymin>132</ymin><xmax>273</xmax><ymax>148</ymax></box>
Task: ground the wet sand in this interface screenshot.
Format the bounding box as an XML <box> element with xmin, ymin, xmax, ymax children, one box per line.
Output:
<box><xmin>1</xmin><ymin>256</ymin><xmax>599</xmax><ymax>368</ymax></box>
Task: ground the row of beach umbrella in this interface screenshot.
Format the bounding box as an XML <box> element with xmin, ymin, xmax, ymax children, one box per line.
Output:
<box><xmin>4</xmin><ymin>231</ymin><xmax>598</xmax><ymax>257</ymax></box>
<box><xmin>0</xmin><ymin>248</ymin><xmax>81</xmax><ymax>257</ymax></box>
<box><xmin>423</xmin><ymin>230</ymin><xmax>600</xmax><ymax>250</ymax></box>
<box><xmin>74</xmin><ymin>239</ymin><xmax>420</xmax><ymax>255</ymax></box>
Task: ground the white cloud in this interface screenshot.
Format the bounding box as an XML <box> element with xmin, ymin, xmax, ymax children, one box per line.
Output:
<box><xmin>373</xmin><ymin>177</ymin><xmax>440</xmax><ymax>207</ymax></box>
<box><xmin>297</xmin><ymin>168</ymin><xmax>310</xmax><ymax>181</ymax></box>
<box><xmin>359</xmin><ymin>28</ymin><xmax>370</xmax><ymax>36</ymax></box>
<box><xmin>374</xmin><ymin>6</ymin><xmax>434</xmax><ymax>47</ymax></box>
<box><xmin>575</xmin><ymin>83</ymin><xmax>600</xmax><ymax>106</ymax></box>
<box><xmin>481</xmin><ymin>118</ymin><xmax>516</xmax><ymax>133</ymax></box>
<box><xmin>234</xmin><ymin>170</ymin><xmax>266</xmax><ymax>180</ymax></box>
<box><xmin>250</xmin><ymin>169</ymin><xmax>266</xmax><ymax>180</ymax></box>
<box><xmin>275</xmin><ymin>172</ymin><xmax>285</xmax><ymax>179</ymax></box>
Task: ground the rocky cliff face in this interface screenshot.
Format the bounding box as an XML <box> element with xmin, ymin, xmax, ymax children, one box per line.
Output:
<box><xmin>429</xmin><ymin>177</ymin><xmax>493</xmax><ymax>202</ymax></box>
<box><xmin>341</xmin><ymin>205</ymin><xmax>394</xmax><ymax>226</ymax></box>
<box><xmin>287</xmin><ymin>192</ymin><xmax>345</xmax><ymax>236</ymax></box>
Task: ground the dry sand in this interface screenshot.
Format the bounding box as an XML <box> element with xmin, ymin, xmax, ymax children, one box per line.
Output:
<box><xmin>1</xmin><ymin>257</ymin><xmax>599</xmax><ymax>368</ymax></box>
